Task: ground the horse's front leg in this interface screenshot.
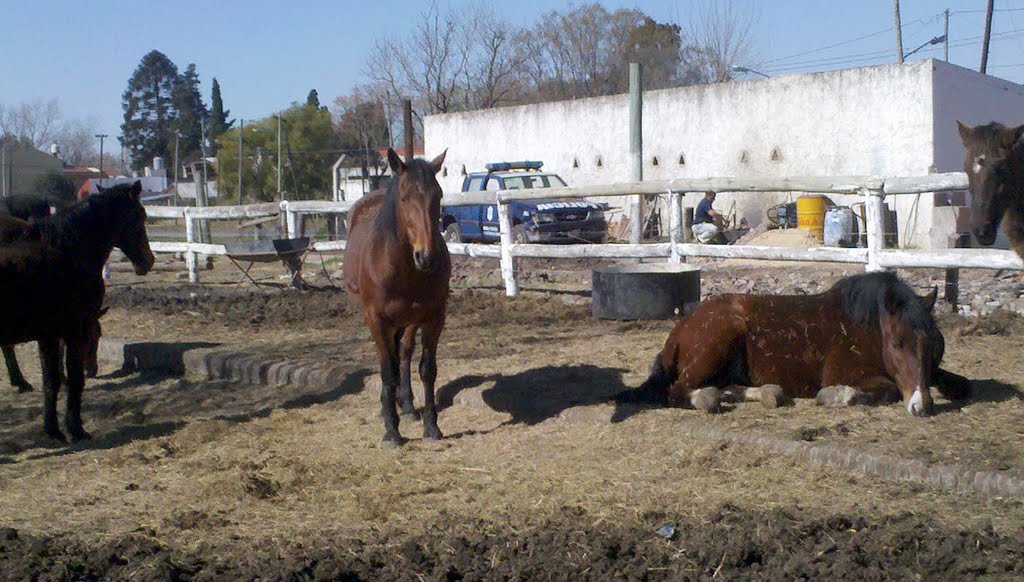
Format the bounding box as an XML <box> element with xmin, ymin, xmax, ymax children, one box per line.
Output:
<box><xmin>370</xmin><ymin>319</ymin><xmax>404</xmax><ymax>448</ymax></box>
<box><xmin>63</xmin><ymin>333</ymin><xmax>91</xmax><ymax>442</ymax></box>
<box><xmin>3</xmin><ymin>345</ymin><xmax>33</xmax><ymax>393</ymax></box>
<box><xmin>398</xmin><ymin>326</ymin><xmax>421</xmax><ymax>420</ymax></box>
<box><xmin>419</xmin><ymin>314</ymin><xmax>445</xmax><ymax>441</ymax></box>
<box><xmin>38</xmin><ymin>338</ymin><xmax>64</xmax><ymax>441</ymax></box>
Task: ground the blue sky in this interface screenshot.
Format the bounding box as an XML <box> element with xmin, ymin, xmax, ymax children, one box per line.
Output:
<box><xmin>2</xmin><ymin>0</ymin><xmax>1023</xmax><ymax>141</ymax></box>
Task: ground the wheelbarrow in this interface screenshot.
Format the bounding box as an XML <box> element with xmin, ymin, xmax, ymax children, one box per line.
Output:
<box><xmin>223</xmin><ymin>237</ymin><xmax>310</xmax><ymax>290</ymax></box>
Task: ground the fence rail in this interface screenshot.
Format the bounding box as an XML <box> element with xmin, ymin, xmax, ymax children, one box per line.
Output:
<box><xmin>142</xmin><ymin>171</ymin><xmax>1023</xmax><ymax>291</ymax></box>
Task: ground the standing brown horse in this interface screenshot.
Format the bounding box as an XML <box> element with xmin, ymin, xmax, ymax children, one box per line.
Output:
<box><xmin>957</xmin><ymin>121</ymin><xmax>1024</xmax><ymax>259</ymax></box>
<box><xmin>0</xmin><ymin>181</ymin><xmax>154</xmax><ymax>441</ymax></box>
<box><xmin>344</xmin><ymin>148</ymin><xmax>449</xmax><ymax>447</ymax></box>
<box><xmin>625</xmin><ymin>272</ymin><xmax>971</xmax><ymax>417</ymax></box>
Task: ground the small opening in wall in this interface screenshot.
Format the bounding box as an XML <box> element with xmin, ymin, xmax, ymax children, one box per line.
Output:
<box><xmin>678</xmin><ymin>153</ymin><xmax>685</xmax><ymax>165</ymax></box>
<box><xmin>596</xmin><ymin>155</ymin><xmax>603</xmax><ymax>168</ymax></box>
<box><xmin>652</xmin><ymin>156</ymin><xmax>659</xmax><ymax>166</ymax></box>
<box><xmin>770</xmin><ymin>147</ymin><xmax>782</xmax><ymax>162</ymax></box>
<box><xmin>460</xmin><ymin>165</ymin><xmax>467</xmax><ymax>176</ymax></box>
<box><xmin>442</xmin><ymin>166</ymin><xmax>448</xmax><ymax>177</ymax></box>
<box><xmin>740</xmin><ymin>150</ymin><xmax>749</xmax><ymax>164</ymax></box>
<box><xmin>572</xmin><ymin>157</ymin><xmax>579</xmax><ymax>168</ymax></box>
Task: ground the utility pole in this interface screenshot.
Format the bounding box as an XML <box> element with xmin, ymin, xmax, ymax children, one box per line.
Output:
<box><xmin>403</xmin><ymin>99</ymin><xmax>414</xmax><ymax>162</ymax></box>
<box><xmin>1</xmin><ymin>143</ymin><xmax>6</xmax><ymax>197</ymax></box>
<box><xmin>629</xmin><ymin>62</ymin><xmax>643</xmax><ymax>245</ymax></box>
<box><xmin>173</xmin><ymin>131</ymin><xmax>180</xmax><ymax>205</ymax></box>
<box><xmin>981</xmin><ymin>0</ymin><xmax>995</xmax><ymax>73</ymax></box>
<box><xmin>894</xmin><ymin>0</ymin><xmax>904</xmax><ymax>63</ymax></box>
<box><xmin>95</xmin><ymin>134</ymin><xmax>108</xmax><ymax>177</ymax></box>
<box><xmin>197</xmin><ymin>120</ymin><xmax>211</xmax><ymax>243</ymax></box>
<box><xmin>276</xmin><ymin>113</ymin><xmax>283</xmax><ymax>196</ymax></box>
<box><xmin>237</xmin><ymin>119</ymin><xmax>244</xmax><ymax>206</ymax></box>
<box><xmin>944</xmin><ymin>9</ymin><xmax>950</xmax><ymax>61</ymax></box>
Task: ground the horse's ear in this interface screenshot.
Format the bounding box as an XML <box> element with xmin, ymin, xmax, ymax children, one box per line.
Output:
<box><xmin>920</xmin><ymin>286</ymin><xmax>938</xmax><ymax>312</ymax></box>
<box><xmin>386</xmin><ymin>148</ymin><xmax>406</xmax><ymax>176</ymax></box>
<box><xmin>130</xmin><ymin>180</ymin><xmax>142</xmax><ymax>200</ymax></box>
<box><xmin>957</xmin><ymin>120</ymin><xmax>971</xmax><ymax>145</ymax></box>
<box><xmin>429</xmin><ymin>149</ymin><xmax>447</xmax><ymax>175</ymax></box>
<box><xmin>96</xmin><ymin>184</ymin><xmax>106</xmax><ymax>193</ymax></box>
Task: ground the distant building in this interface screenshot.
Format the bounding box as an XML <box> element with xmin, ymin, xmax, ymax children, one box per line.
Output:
<box><xmin>173</xmin><ymin>159</ymin><xmax>219</xmax><ymax>201</ymax></box>
<box><xmin>0</xmin><ymin>143</ymin><xmax>64</xmax><ymax>195</ymax></box>
<box><xmin>63</xmin><ymin>166</ymin><xmax>109</xmax><ymax>192</ymax></box>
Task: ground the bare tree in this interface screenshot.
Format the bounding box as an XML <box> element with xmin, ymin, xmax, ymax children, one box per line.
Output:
<box><xmin>0</xmin><ymin>98</ymin><xmax>99</xmax><ymax>164</ymax></box>
<box><xmin>689</xmin><ymin>1</ymin><xmax>758</xmax><ymax>83</ymax></box>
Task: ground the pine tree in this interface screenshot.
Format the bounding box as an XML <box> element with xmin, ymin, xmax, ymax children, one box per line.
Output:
<box><xmin>306</xmin><ymin>89</ymin><xmax>320</xmax><ymax>109</ymax></box>
<box><xmin>120</xmin><ymin>50</ymin><xmax>179</xmax><ymax>170</ymax></box>
<box><xmin>172</xmin><ymin>63</ymin><xmax>209</xmax><ymax>159</ymax></box>
<box><xmin>208</xmin><ymin>77</ymin><xmax>232</xmax><ymax>154</ymax></box>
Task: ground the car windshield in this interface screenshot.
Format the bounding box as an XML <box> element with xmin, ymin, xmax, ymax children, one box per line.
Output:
<box><xmin>500</xmin><ymin>174</ymin><xmax>566</xmax><ymax>190</ymax></box>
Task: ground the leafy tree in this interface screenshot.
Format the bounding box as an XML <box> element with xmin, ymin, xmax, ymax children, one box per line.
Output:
<box><xmin>120</xmin><ymin>50</ymin><xmax>179</xmax><ymax>171</ymax></box>
<box><xmin>208</xmin><ymin>77</ymin><xmax>232</xmax><ymax>154</ymax></box>
<box><xmin>33</xmin><ymin>170</ymin><xmax>76</xmax><ymax>207</ymax></box>
<box><xmin>171</xmin><ymin>63</ymin><xmax>208</xmax><ymax>159</ymax></box>
<box><xmin>216</xmin><ymin>104</ymin><xmax>339</xmax><ymax>203</ymax></box>
<box><xmin>306</xmin><ymin>89</ymin><xmax>321</xmax><ymax>109</ymax></box>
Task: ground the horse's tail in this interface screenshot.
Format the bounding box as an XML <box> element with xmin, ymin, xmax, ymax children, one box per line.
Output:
<box><xmin>616</xmin><ymin>349</ymin><xmax>677</xmax><ymax>405</ymax></box>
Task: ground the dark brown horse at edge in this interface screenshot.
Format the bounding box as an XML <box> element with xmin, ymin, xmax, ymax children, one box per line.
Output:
<box><xmin>344</xmin><ymin>148</ymin><xmax>449</xmax><ymax>447</ymax></box>
<box><xmin>957</xmin><ymin>121</ymin><xmax>1024</xmax><ymax>259</ymax></box>
<box><xmin>0</xmin><ymin>181</ymin><xmax>154</xmax><ymax>441</ymax></box>
<box><xmin>0</xmin><ymin>215</ymin><xmax>107</xmax><ymax>392</ymax></box>
<box><xmin>624</xmin><ymin>272</ymin><xmax>971</xmax><ymax>417</ymax></box>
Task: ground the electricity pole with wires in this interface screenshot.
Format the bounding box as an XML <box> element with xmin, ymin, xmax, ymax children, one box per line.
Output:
<box><xmin>944</xmin><ymin>9</ymin><xmax>950</xmax><ymax>61</ymax></box>
<box><xmin>981</xmin><ymin>0</ymin><xmax>995</xmax><ymax>73</ymax></box>
<box><xmin>894</xmin><ymin>0</ymin><xmax>904</xmax><ymax>63</ymax></box>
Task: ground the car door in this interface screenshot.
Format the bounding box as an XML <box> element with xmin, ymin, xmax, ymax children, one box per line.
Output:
<box><xmin>457</xmin><ymin>175</ymin><xmax>487</xmax><ymax>241</ymax></box>
<box><xmin>480</xmin><ymin>177</ymin><xmax>502</xmax><ymax>242</ymax></box>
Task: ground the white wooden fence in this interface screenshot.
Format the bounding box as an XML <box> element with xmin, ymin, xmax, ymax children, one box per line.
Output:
<box><xmin>143</xmin><ymin>172</ymin><xmax>1023</xmax><ymax>292</ymax></box>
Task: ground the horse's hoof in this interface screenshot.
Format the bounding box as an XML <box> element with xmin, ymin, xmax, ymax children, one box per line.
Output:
<box><xmin>44</xmin><ymin>426</ymin><xmax>67</xmax><ymax>442</ymax></box>
<box><xmin>691</xmin><ymin>387</ymin><xmax>721</xmax><ymax>413</ymax></box>
<box><xmin>423</xmin><ymin>428</ymin><xmax>444</xmax><ymax>442</ymax></box>
<box><xmin>759</xmin><ymin>384</ymin><xmax>785</xmax><ymax>409</ymax></box>
<box><xmin>15</xmin><ymin>383</ymin><xmax>33</xmax><ymax>394</ymax></box>
<box><xmin>381</xmin><ymin>435</ymin><xmax>406</xmax><ymax>449</ymax></box>
<box><xmin>68</xmin><ymin>429</ymin><xmax>93</xmax><ymax>443</ymax></box>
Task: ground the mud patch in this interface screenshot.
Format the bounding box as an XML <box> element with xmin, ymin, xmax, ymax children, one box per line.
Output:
<box><xmin>2</xmin><ymin>506</ymin><xmax>1022</xmax><ymax>580</ymax></box>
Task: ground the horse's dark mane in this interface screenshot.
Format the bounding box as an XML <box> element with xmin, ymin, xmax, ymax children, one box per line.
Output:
<box><xmin>373</xmin><ymin>159</ymin><xmax>437</xmax><ymax>239</ymax></box>
<box><xmin>834</xmin><ymin>271</ymin><xmax>934</xmax><ymax>333</ymax></box>
<box><xmin>26</xmin><ymin>184</ymin><xmax>132</xmax><ymax>250</ymax></box>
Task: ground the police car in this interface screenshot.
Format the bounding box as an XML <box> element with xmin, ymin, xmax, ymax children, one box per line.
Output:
<box><xmin>441</xmin><ymin>161</ymin><xmax>608</xmax><ymax>244</ymax></box>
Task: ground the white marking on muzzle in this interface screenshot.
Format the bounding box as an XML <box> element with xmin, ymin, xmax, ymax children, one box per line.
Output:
<box><xmin>907</xmin><ymin>386</ymin><xmax>924</xmax><ymax>415</ymax></box>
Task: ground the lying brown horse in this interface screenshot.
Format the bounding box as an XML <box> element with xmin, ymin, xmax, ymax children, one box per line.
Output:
<box><xmin>0</xmin><ymin>181</ymin><xmax>154</xmax><ymax>441</ymax></box>
<box><xmin>627</xmin><ymin>272</ymin><xmax>971</xmax><ymax>417</ymax></box>
<box><xmin>344</xmin><ymin>148</ymin><xmax>449</xmax><ymax>447</ymax></box>
<box><xmin>957</xmin><ymin>121</ymin><xmax>1024</xmax><ymax>258</ymax></box>
<box><xmin>0</xmin><ymin>215</ymin><xmax>107</xmax><ymax>392</ymax></box>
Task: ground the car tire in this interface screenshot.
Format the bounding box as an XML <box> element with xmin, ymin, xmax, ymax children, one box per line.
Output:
<box><xmin>443</xmin><ymin>223</ymin><xmax>462</xmax><ymax>244</ymax></box>
<box><xmin>512</xmin><ymin>224</ymin><xmax>528</xmax><ymax>244</ymax></box>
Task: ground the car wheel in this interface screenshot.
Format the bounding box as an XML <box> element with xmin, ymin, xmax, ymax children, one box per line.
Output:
<box><xmin>443</xmin><ymin>223</ymin><xmax>462</xmax><ymax>244</ymax></box>
<box><xmin>512</xmin><ymin>224</ymin><xmax>528</xmax><ymax>244</ymax></box>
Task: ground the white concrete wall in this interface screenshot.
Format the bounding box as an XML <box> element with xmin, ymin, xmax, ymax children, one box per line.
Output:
<box><xmin>425</xmin><ymin>60</ymin><xmax>1024</xmax><ymax>249</ymax></box>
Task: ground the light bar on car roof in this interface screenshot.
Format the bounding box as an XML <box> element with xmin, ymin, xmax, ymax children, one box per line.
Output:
<box><xmin>485</xmin><ymin>161</ymin><xmax>544</xmax><ymax>172</ymax></box>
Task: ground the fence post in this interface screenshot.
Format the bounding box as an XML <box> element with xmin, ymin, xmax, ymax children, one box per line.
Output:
<box><xmin>669</xmin><ymin>190</ymin><xmax>683</xmax><ymax>263</ymax></box>
<box><xmin>864</xmin><ymin>182</ymin><xmax>886</xmax><ymax>272</ymax></box>
<box><xmin>184</xmin><ymin>208</ymin><xmax>199</xmax><ymax>284</ymax></box>
<box><xmin>497</xmin><ymin>197</ymin><xmax>519</xmax><ymax>297</ymax></box>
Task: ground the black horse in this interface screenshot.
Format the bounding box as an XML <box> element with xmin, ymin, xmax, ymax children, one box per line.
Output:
<box><xmin>0</xmin><ymin>181</ymin><xmax>154</xmax><ymax>441</ymax></box>
<box><xmin>0</xmin><ymin>197</ymin><xmax>51</xmax><ymax>391</ymax></box>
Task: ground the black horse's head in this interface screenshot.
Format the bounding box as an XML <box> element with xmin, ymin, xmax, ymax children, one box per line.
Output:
<box><xmin>386</xmin><ymin>148</ymin><xmax>447</xmax><ymax>272</ymax></box>
<box><xmin>957</xmin><ymin>121</ymin><xmax>1024</xmax><ymax>246</ymax></box>
<box><xmin>95</xmin><ymin>181</ymin><xmax>155</xmax><ymax>275</ymax></box>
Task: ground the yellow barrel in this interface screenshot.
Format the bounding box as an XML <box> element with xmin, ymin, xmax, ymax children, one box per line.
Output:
<box><xmin>796</xmin><ymin>195</ymin><xmax>828</xmax><ymax>242</ymax></box>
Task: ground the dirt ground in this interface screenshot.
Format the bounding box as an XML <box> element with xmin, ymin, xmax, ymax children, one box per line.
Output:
<box><xmin>1</xmin><ymin>253</ymin><xmax>1024</xmax><ymax>580</ymax></box>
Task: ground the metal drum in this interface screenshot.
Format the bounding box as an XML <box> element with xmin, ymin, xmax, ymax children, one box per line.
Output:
<box><xmin>592</xmin><ymin>263</ymin><xmax>701</xmax><ymax>320</ymax></box>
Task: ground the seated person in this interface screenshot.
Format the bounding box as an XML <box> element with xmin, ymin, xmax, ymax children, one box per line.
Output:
<box><xmin>692</xmin><ymin>192</ymin><xmax>725</xmax><ymax>244</ymax></box>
